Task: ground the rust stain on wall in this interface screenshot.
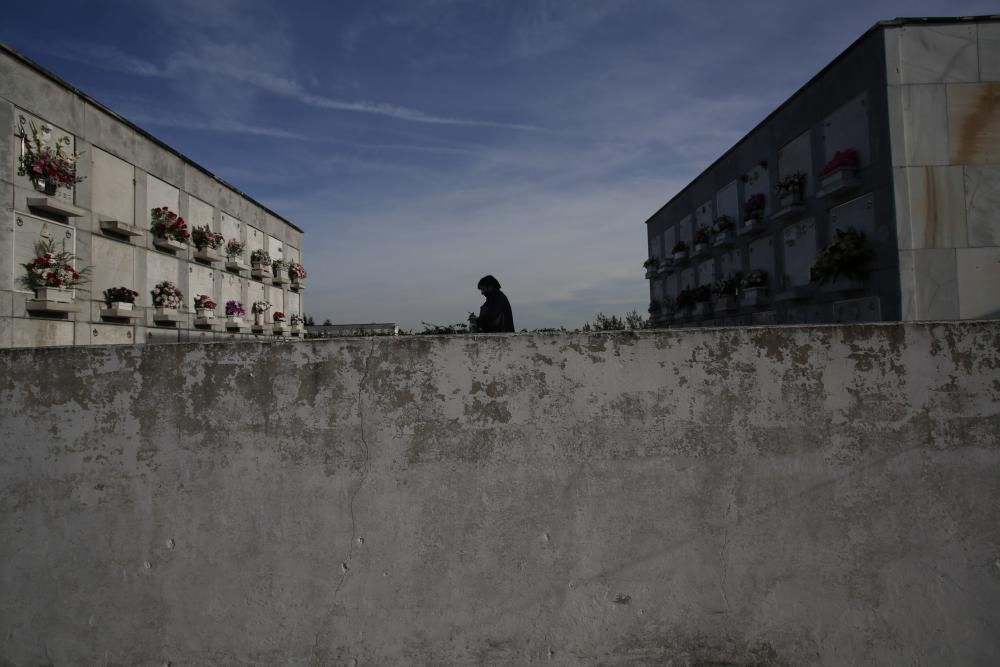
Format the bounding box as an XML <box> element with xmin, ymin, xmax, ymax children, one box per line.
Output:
<box><xmin>951</xmin><ymin>83</ymin><xmax>1000</xmax><ymax>164</ymax></box>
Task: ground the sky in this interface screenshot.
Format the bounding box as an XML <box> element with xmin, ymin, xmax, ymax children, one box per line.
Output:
<box><xmin>2</xmin><ymin>0</ymin><xmax>995</xmax><ymax>330</ymax></box>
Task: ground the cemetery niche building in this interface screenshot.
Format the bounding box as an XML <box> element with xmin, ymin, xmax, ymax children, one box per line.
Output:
<box><xmin>0</xmin><ymin>44</ymin><xmax>307</xmax><ymax>348</ymax></box>
<box><xmin>644</xmin><ymin>16</ymin><xmax>1000</xmax><ymax>328</ymax></box>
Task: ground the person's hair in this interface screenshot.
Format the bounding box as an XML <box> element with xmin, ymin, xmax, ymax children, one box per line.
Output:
<box><xmin>477</xmin><ymin>275</ymin><xmax>501</xmax><ymax>290</ymax></box>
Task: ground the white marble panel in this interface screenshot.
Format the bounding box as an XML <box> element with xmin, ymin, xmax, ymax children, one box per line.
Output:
<box><xmin>267</xmin><ymin>286</ymin><xmax>284</xmax><ymax>314</ymax></box>
<box><xmin>696</xmin><ymin>259</ymin><xmax>715</xmax><ymax>286</ymax></box>
<box><xmin>221</xmin><ymin>212</ymin><xmax>242</xmax><ymax>244</ymax></box>
<box><xmin>267</xmin><ymin>234</ymin><xmax>284</xmax><ymax>260</ymax></box>
<box><xmin>778</xmin><ymin>132</ymin><xmax>813</xmax><ymax>194</ymax></box>
<box><xmin>693</xmin><ymin>200</ymin><xmax>713</xmax><ymax>232</ymax></box>
<box><xmin>286</xmin><ymin>291</ymin><xmax>300</xmax><ymax>316</ymax></box>
<box><xmin>679</xmin><ymin>267</ymin><xmax>695</xmax><ymax>290</ymax></box>
<box><xmin>823</xmin><ymin>93</ymin><xmax>870</xmax><ymax>167</ymax></box>
<box><xmin>146</xmin><ymin>174</ymin><xmax>179</xmax><ymax>221</ymax></box>
<box><xmin>956</xmin><ymin>247</ymin><xmax>1000</xmax><ymax>319</ymax></box>
<box><xmin>716</xmin><ymin>181</ymin><xmax>739</xmax><ymax>221</ymax></box>
<box><xmin>12</xmin><ymin>213</ymin><xmax>75</xmax><ymax>294</ymax></box>
<box><xmin>980</xmin><ymin>24</ymin><xmax>1000</xmax><ymax>82</ymax></box>
<box><xmin>246</xmin><ymin>225</ymin><xmax>265</xmax><ymax>257</ymax></box>
<box><xmin>144</xmin><ymin>249</ymin><xmax>182</xmax><ymax>302</ymax></box>
<box><xmin>283</xmin><ymin>245</ymin><xmax>301</xmax><ymax>264</ymax></box>
<box><xmin>912</xmin><ymin>249</ymin><xmax>958</xmax><ymax>319</ymax></box>
<box><xmin>780</xmin><ymin>221</ymin><xmax>813</xmax><ymax>287</ymax></box>
<box><xmin>947</xmin><ymin>83</ymin><xmax>1000</xmax><ymax>165</ymax></box>
<box><xmin>187</xmin><ymin>196</ymin><xmax>214</xmax><ymax>230</ymax></box>
<box><xmin>220</xmin><ymin>274</ymin><xmax>244</xmax><ymax>311</ymax></box>
<box><xmin>678</xmin><ymin>215</ymin><xmax>692</xmax><ymax>246</ymax></box>
<box><xmin>91</xmin><ymin>147</ymin><xmax>134</xmax><ymax>224</ymax></box>
<box><xmin>895</xmin><ymin>166</ymin><xmax>966</xmax><ymax>250</ymax></box>
<box><xmin>92</xmin><ymin>236</ymin><xmax>135</xmax><ymax>299</ymax></box>
<box><xmin>77</xmin><ymin>322</ymin><xmax>133</xmax><ymax>346</ymax></box>
<box><xmin>11</xmin><ymin>319</ymin><xmax>74</xmax><ymax>347</ymax></box>
<box><xmin>896</xmin><ymin>25</ymin><xmax>978</xmax><ymax>84</ymax></box>
<box><xmin>189</xmin><ymin>264</ymin><xmax>215</xmax><ymax>308</ymax></box>
<box><xmin>665</xmin><ymin>274</ymin><xmax>678</xmax><ymax>301</ymax></box>
<box><xmin>829</xmin><ymin>194</ymin><xmax>876</xmax><ymax>241</ymax></box>
<box><xmin>887</xmin><ymin>85</ymin><xmax>950</xmax><ymax>167</ymax></box>
<box><xmin>965</xmin><ymin>165</ymin><xmax>1000</xmax><ymax>247</ymax></box>
<box><xmin>718</xmin><ymin>249</ymin><xmax>743</xmax><ymax>278</ymax></box>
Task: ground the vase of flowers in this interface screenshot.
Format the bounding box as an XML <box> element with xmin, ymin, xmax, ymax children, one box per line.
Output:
<box><xmin>251</xmin><ymin>300</ymin><xmax>271</xmax><ymax>327</ymax></box>
<box><xmin>272</xmin><ymin>310</ymin><xmax>287</xmax><ymax>335</ymax></box>
<box><xmin>693</xmin><ymin>228</ymin><xmax>711</xmax><ymax>255</ymax></box>
<box><xmin>250</xmin><ymin>250</ymin><xmax>272</xmax><ymax>282</ymax></box>
<box><xmin>150</xmin><ymin>207</ymin><xmax>190</xmax><ymax>253</ymax></box>
<box><xmin>225</xmin><ymin>239</ymin><xmax>248</xmax><ymax>273</ymax></box>
<box><xmin>192</xmin><ymin>225</ymin><xmax>225</xmax><ymax>263</ymax></box>
<box><xmin>102</xmin><ymin>286</ymin><xmax>139</xmax><ymax>316</ymax></box>
<box><xmin>151</xmin><ymin>281</ymin><xmax>183</xmax><ymax>323</ymax></box>
<box><xmin>193</xmin><ymin>294</ymin><xmax>217</xmax><ymax>320</ymax></box>
<box><xmin>20</xmin><ymin>238</ymin><xmax>91</xmax><ymax>302</ymax></box>
<box><xmin>290</xmin><ymin>313</ymin><xmax>304</xmax><ymax>336</ymax></box>
<box><xmin>818</xmin><ymin>149</ymin><xmax>861</xmax><ymax>197</ymax></box>
<box><xmin>271</xmin><ymin>259</ymin><xmax>289</xmax><ymax>286</ymax></box>
<box><xmin>16</xmin><ymin>118</ymin><xmax>84</xmax><ymax>194</ymax></box>
<box><xmin>743</xmin><ymin>193</ymin><xmax>766</xmax><ymax>228</ymax></box>
<box><xmin>810</xmin><ymin>228</ymin><xmax>874</xmax><ymax>289</ymax></box>
<box><xmin>672</xmin><ymin>241</ymin><xmax>689</xmax><ymax>263</ymax></box>
<box><xmin>710</xmin><ymin>216</ymin><xmax>734</xmax><ymax>247</ymax></box>
<box><xmin>225</xmin><ymin>299</ymin><xmax>246</xmax><ymax>328</ymax></box>
<box><xmin>289</xmin><ymin>262</ymin><xmax>307</xmax><ymax>290</ymax></box>
<box><xmin>712</xmin><ymin>277</ymin><xmax>738</xmax><ymax>312</ymax></box>
<box><xmin>777</xmin><ymin>173</ymin><xmax>806</xmax><ymax>208</ymax></box>
<box><xmin>739</xmin><ymin>270</ymin><xmax>770</xmax><ymax>307</ymax></box>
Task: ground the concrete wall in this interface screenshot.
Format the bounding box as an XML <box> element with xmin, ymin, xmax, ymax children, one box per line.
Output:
<box><xmin>886</xmin><ymin>23</ymin><xmax>1000</xmax><ymax>320</ymax></box>
<box><xmin>1</xmin><ymin>324</ymin><xmax>998</xmax><ymax>665</ymax></box>
<box><xmin>0</xmin><ymin>46</ymin><xmax>305</xmax><ymax>348</ymax></box>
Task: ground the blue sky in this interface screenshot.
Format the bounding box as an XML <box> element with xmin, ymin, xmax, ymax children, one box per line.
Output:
<box><xmin>2</xmin><ymin>0</ymin><xmax>994</xmax><ymax>329</ymax></box>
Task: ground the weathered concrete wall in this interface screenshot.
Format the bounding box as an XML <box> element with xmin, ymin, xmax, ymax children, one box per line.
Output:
<box><xmin>1</xmin><ymin>324</ymin><xmax>999</xmax><ymax>665</ymax></box>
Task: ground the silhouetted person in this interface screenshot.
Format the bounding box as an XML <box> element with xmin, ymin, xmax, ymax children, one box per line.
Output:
<box><xmin>469</xmin><ymin>275</ymin><xmax>514</xmax><ymax>333</ymax></box>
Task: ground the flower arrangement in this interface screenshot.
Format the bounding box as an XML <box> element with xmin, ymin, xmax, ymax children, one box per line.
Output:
<box><xmin>250</xmin><ymin>249</ymin><xmax>271</xmax><ymax>266</ymax></box>
<box><xmin>675</xmin><ymin>288</ymin><xmax>696</xmax><ymax>311</ymax></box>
<box><xmin>811</xmin><ymin>228</ymin><xmax>874</xmax><ymax>284</ymax></box>
<box><xmin>273</xmin><ymin>311</ymin><xmax>286</xmax><ymax>322</ymax></box>
<box><xmin>693</xmin><ymin>285</ymin><xmax>712</xmax><ymax>303</ymax></box>
<box><xmin>710</xmin><ymin>216</ymin><xmax>734</xmax><ymax>235</ymax></box>
<box><xmin>272</xmin><ymin>258</ymin><xmax>289</xmax><ymax>274</ymax></box>
<box><xmin>693</xmin><ymin>227</ymin><xmax>711</xmax><ymax>246</ymax></box>
<box><xmin>643</xmin><ymin>257</ymin><xmax>658</xmax><ymax>269</ymax></box>
<box><xmin>713</xmin><ymin>277</ymin><xmax>737</xmax><ymax>297</ymax></box>
<box><xmin>103</xmin><ymin>286</ymin><xmax>138</xmax><ymax>307</ymax></box>
<box><xmin>150</xmin><ymin>281</ymin><xmax>183</xmax><ymax>309</ymax></box>
<box><xmin>225</xmin><ymin>239</ymin><xmax>246</xmax><ymax>259</ymax></box>
<box><xmin>194</xmin><ymin>294</ymin><xmax>217</xmax><ymax>310</ymax></box>
<box><xmin>740</xmin><ymin>270</ymin><xmax>769</xmax><ymax>289</ymax></box>
<box><xmin>251</xmin><ymin>300</ymin><xmax>271</xmax><ymax>314</ymax></box>
<box><xmin>672</xmin><ymin>241</ymin><xmax>689</xmax><ymax>254</ymax></box>
<box><xmin>191</xmin><ymin>225</ymin><xmax>224</xmax><ymax>251</ymax></box>
<box><xmin>225</xmin><ymin>300</ymin><xmax>246</xmax><ymax>317</ymax></box>
<box><xmin>821</xmin><ymin>149</ymin><xmax>859</xmax><ymax>176</ymax></box>
<box><xmin>16</xmin><ymin>118</ymin><xmax>84</xmax><ymax>191</ymax></box>
<box><xmin>290</xmin><ymin>314</ymin><xmax>304</xmax><ymax>325</ymax></box>
<box><xmin>150</xmin><ymin>207</ymin><xmax>190</xmax><ymax>243</ymax></box>
<box><xmin>744</xmin><ymin>193</ymin><xmax>766</xmax><ymax>221</ymax></box>
<box><xmin>289</xmin><ymin>262</ymin><xmax>307</xmax><ymax>280</ymax></box>
<box><xmin>20</xmin><ymin>238</ymin><xmax>91</xmax><ymax>290</ymax></box>
<box><xmin>777</xmin><ymin>173</ymin><xmax>806</xmax><ymax>198</ymax></box>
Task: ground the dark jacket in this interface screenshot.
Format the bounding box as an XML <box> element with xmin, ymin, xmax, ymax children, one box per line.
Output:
<box><xmin>477</xmin><ymin>290</ymin><xmax>515</xmax><ymax>332</ymax></box>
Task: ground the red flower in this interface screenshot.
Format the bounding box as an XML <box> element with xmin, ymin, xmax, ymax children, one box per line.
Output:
<box><xmin>167</xmin><ymin>211</ymin><xmax>177</xmax><ymax>220</ymax></box>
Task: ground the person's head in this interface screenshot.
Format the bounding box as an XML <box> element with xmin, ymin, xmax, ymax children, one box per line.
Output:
<box><xmin>477</xmin><ymin>275</ymin><xmax>501</xmax><ymax>295</ymax></box>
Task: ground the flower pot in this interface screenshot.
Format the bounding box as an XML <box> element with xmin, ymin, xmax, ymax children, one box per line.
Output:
<box><xmin>273</xmin><ymin>322</ymin><xmax>287</xmax><ymax>335</ymax></box>
<box><xmin>272</xmin><ymin>273</ymin><xmax>288</xmax><ymax>286</ymax></box>
<box><xmin>194</xmin><ymin>247</ymin><xmax>222</xmax><ymax>264</ymax></box>
<box><xmin>712</xmin><ymin>230</ymin><xmax>733</xmax><ymax>247</ymax></box>
<box><xmin>226</xmin><ymin>316</ymin><xmax>244</xmax><ymax>329</ymax></box>
<box><xmin>196</xmin><ymin>308</ymin><xmax>215</xmax><ymax>319</ymax></box>
<box><xmin>153</xmin><ymin>307</ymin><xmax>179</xmax><ymax>324</ymax></box>
<box><xmin>817</xmin><ymin>167</ymin><xmax>860</xmax><ymax>198</ymax></box>
<box><xmin>34</xmin><ymin>287</ymin><xmax>73</xmax><ymax>303</ymax></box>
<box><xmin>290</xmin><ymin>324</ymin><xmax>303</xmax><ymax>337</ymax></box>
<box><xmin>739</xmin><ymin>287</ymin><xmax>769</xmax><ymax>308</ymax></box>
<box><xmin>779</xmin><ymin>192</ymin><xmax>803</xmax><ymax>208</ymax></box>
<box><xmin>110</xmin><ymin>302</ymin><xmax>134</xmax><ymax>311</ymax></box>
<box><xmin>225</xmin><ymin>259</ymin><xmax>249</xmax><ymax>274</ymax></box>
<box><xmin>291</xmin><ymin>277</ymin><xmax>305</xmax><ymax>291</ymax></box>
<box><xmin>672</xmin><ymin>251</ymin><xmax>688</xmax><ymax>263</ymax></box>
<box><xmin>153</xmin><ymin>237</ymin><xmax>187</xmax><ymax>253</ymax></box>
<box><xmin>32</xmin><ymin>177</ymin><xmax>58</xmax><ymax>196</ymax></box>
<box><xmin>693</xmin><ymin>243</ymin><xmax>709</xmax><ymax>256</ymax></box>
<box><xmin>253</xmin><ymin>312</ymin><xmax>265</xmax><ymax>326</ymax></box>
